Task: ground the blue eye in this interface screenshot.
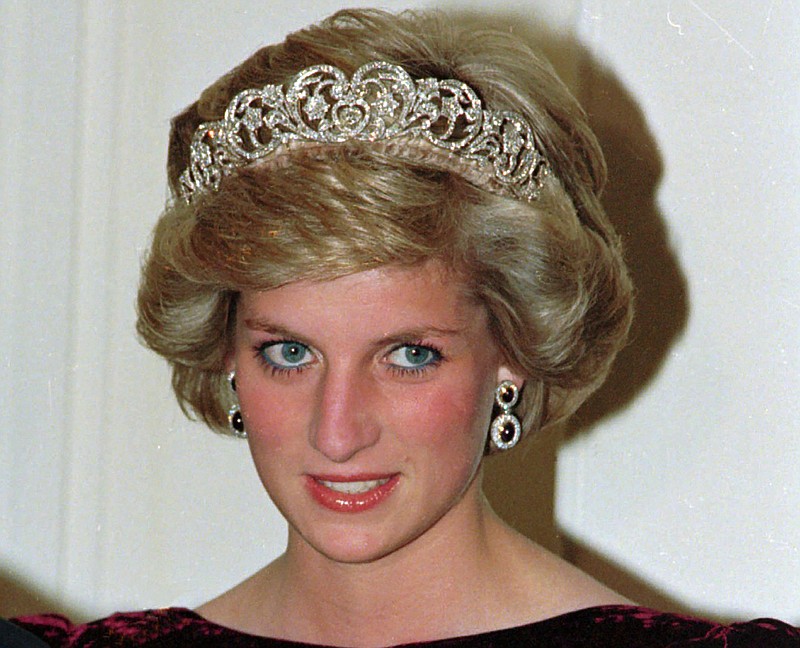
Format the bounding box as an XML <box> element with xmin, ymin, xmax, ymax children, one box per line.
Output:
<box><xmin>387</xmin><ymin>344</ymin><xmax>442</xmax><ymax>371</ymax></box>
<box><xmin>259</xmin><ymin>341</ymin><xmax>313</xmax><ymax>370</ymax></box>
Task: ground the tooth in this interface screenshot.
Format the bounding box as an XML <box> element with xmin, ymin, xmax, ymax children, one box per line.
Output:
<box><xmin>320</xmin><ymin>478</ymin><xmax>389</xmax><ymax>494</ymax></box>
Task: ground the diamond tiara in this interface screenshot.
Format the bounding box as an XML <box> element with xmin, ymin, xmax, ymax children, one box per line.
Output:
<box><xmin>178</xmin><ymin>61</ymin><xmax>550</xmax><ymax>203</ymax></box>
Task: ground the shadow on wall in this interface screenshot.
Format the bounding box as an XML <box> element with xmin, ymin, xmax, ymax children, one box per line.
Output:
<box><xmin>469</xmin><ymin>6</ymin><xmax>694</xmax><ymax>618</ymax></box>
<box><xmin>570</xmin><ymin>36</ymin><xmax>688</xmax><ymax>437</ymax></box>
<box><xmin>0</xmin><ymin>567</ymin><xmax>81</xmax><ymax>621</ymax></box>
<box><xmin>484</xmin><ymin>432</ymin><xmax>708</xmax><ymax>621</ymax></box>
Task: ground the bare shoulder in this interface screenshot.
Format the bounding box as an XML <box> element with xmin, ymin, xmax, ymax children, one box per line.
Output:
<box><xmin>195</xmin><ymin>561</ymin><xmax>281</xmax><ymax>632</ymax></box>
<box><xmin>194</xmin><ymin>579</ymin><xmax>250</xmax><ymax>623</ymax></box>
<box><xmin>486</xmin><ymin>519</ymin><xmax>631</xmax><ymax>624</ymax></box>
<box><xmin>521</xmin><ymin>541</ymin><xmax>631</xmax><ymax>608</ymax></box>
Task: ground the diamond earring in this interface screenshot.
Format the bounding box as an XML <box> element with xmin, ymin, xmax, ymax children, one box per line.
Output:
<box><xmin>227</xmin><ymin>371</ymin><xmax>247</xmax><ymax>438</ymax></box>
<box><xmin>490</xmin><ymin>380</ymin><xmax>521</xmax><ymax>451</ymax></box>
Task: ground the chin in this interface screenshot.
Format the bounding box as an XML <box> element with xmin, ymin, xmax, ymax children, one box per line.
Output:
<box><xmin>298</xmin><ymin>524</ymin><xmax>413</xmax><ymax>565</ymax></box>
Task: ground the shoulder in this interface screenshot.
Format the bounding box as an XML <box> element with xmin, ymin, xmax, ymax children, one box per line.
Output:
<box><xmin>487</xmin><ymin>528</ymin><xmax>631</xmax><ymax>621</ymax></box>
<box><xmin>9</xmin><ymin>607</ymin><xmax>270</xmax><ymax>647</ymax></box>
<box><xmin>494</xmin><ymin>605</ymin><xmax>800</xmax><ymax>648</ymax></box>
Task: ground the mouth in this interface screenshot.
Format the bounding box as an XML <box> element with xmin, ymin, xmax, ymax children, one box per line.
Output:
<box><xmin>317</xmin><ymin>477</ymin><xmax>391</xmax><ymax>494</ymax></box>
<box><xmin>306</xmin><ymin>474</ymin><xmax>399</xmax><ymax>513</ymax></box>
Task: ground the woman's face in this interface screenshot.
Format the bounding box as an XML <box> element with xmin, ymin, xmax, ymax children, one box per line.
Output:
<box><xmin>231</xmin><ymin>261</ymin><xmax>519</xmax><ymax>564</ymax></box>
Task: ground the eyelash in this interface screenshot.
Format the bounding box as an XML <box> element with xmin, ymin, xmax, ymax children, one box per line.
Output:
<box><xmin>254</xmin><ymin>339</ymin><xmax>313</xmax><ymax>377</ymax></box>
<box><xmin>386</xmin><ymin>342</ymin><xmax>445</xmax><ymax>377</ymax></box>
<box><xmin>252</xmin><ymin>340</ymin><xmax>446</xmax><ymax>377</ymax></box>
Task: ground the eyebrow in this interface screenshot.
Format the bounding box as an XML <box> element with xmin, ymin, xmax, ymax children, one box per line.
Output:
<box><xmin>241</xmin><ymin>319</ymin><xmax>318</xmax><ymax>347</ymax></box>
<box><xmin>243</xmin><ymin>318</ymin><xmax>300</xmax><ymax>337</ymax></box>
<box><xmin>378</xmin><ymin>326</ymin><xmax>465</xmax><ymax>345</ymax></box>
<box><xmin>242</xmin><ymin>318</ymin><xmax>467</xmax><ymax>344</ymax></box>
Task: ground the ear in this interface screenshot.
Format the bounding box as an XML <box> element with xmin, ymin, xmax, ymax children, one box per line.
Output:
<box><xmin>496</xmin><ymin>362</ymin><xmax>525</xmax><ymax>390</ymax></box>
<box><xmin>223</xmin><ymin>348</ymin><xmax>236</xmax><ymax>374</ymax></box>
<box><xmin>223</xmin><ymin>293</ymin><xmax>241</xmax><ymax>374</ymax></box>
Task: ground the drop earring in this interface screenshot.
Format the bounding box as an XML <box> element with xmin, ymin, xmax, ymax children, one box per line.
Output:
<box><xmin>490</xmin><ymin>380</ymin><xmax>521</xmax><ymax>451</ymax></box>
<box><xmin>227</xmin><ymin>371</ymin><xmax>247</xmax><ymax>438</ymax></box>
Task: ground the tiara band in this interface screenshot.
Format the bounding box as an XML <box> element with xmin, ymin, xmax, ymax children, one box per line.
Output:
<box><xmin>179</xmin><ymin>61</ymin><xmax>549</xmax><ymax>203</ymax></box>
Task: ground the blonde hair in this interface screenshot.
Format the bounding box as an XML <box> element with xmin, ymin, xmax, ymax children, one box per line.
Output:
<box><xmin>137</xmin><ymin>8</ymin><xmax>633</xmax><ymax>443</ymax></box>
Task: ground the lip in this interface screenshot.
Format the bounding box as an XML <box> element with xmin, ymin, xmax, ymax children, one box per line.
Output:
<box><xmin>305</xmin><ymin>473</ymin><xmax>400</xmax><ymax>513</ymax></box>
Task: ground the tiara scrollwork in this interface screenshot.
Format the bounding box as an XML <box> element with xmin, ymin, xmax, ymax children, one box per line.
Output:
<box><xmin>178</xmin><ymin>61</ymin><xmax>549</xmax><ymax>203</ymax></box>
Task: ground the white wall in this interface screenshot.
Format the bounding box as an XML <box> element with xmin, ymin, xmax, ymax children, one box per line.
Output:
<box><xmin>1</xmin><ymin>0</ymin><xmax>797</xmax><ymax>624</ymax></box>
<box><xmin>558</xmin><ymin>1</ymin><xmax>800</xmax><ymax>622</ymax></box>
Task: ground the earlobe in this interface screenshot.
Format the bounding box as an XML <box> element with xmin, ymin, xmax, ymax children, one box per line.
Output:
<box><xmin>496</xmin><ymin>364</ymin><xmax>525</xmax><ymax>391</ymax></box>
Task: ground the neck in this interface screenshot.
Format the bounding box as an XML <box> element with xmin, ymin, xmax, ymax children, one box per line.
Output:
<box><xmin>263</xmin><ymin>480</ymin><xmax>508</xmax><ymax>646</ymax></box>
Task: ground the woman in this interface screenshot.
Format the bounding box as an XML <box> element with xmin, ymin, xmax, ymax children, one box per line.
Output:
<box><xmin>10</xmin><ymin>8</ymin><xmax>798</xmax><ymax>647</ymax></box>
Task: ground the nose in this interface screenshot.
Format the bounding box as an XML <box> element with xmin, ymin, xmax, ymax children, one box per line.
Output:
<box><xmin>309</xmin><ymin>365</ymin><xmax>380</xmax><ymax>463</ymax></box>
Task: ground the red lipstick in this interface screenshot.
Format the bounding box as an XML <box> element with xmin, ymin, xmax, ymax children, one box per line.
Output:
<box><xmin>306</xmin><ymin>474</ymin><xmax>399</xmax><ymax>513</ymax></box>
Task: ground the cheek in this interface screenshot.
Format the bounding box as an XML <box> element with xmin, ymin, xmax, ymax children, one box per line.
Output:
<box><xmin>239</xmin><ymin>386</ymin><xmax>308</xmax><ymax>495</ymax></box>
<box><xmin>238</xmin><ymin>381</ymin><xmax>303</xmax><ymax>448</ymax></box>
<box><xmin>395</xmin><ymin>379</ymin><xmax>493</xmax><ymax>453</ymax></box>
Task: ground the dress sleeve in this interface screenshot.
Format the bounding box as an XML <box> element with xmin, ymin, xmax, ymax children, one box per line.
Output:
<box><xmin>9</xmin><ymin>608</ymin><xmax>275</xmax><ymax>646</ymax></box>
<box><xmin>701</xmin><ymin>617</ymin><xmax>800</xmax><ymax>647</ymax></box>
<box><xmin>529</xmin><ymin>605</ymin><xmax>800</xmax><ymax>647</ymax></box>
<box><xmin>6</xmin><ymin>614</ymin><xmax>74</xmax><ymax>646</ymax></box>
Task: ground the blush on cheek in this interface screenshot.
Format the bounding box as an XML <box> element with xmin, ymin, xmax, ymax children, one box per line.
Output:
<box><xmin>405</xmin><ymin>385</ymin><xmax>490</xmax><ymax>449</ymax></box>
<box><xmin>240</xmin><ymin>411</ymin><xmax>297</xmax><ymax>456</ymax></box>
<box><xmin>244</xmin><ymin>410</ymin><xmax>297</xmax><ymax>444</ymax></box>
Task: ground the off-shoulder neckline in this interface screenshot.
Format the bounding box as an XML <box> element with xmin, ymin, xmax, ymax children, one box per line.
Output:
<box><xmin>172</xmin><ymin>604</ymin><xmax>681</xmax><ymax>646</ymax></box>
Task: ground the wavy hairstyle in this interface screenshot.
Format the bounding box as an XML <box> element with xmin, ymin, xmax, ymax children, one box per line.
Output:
<box><xmin>136</xmin><ymin>8</ymin><xmax>633</xmax><ymax>446</ymax></box>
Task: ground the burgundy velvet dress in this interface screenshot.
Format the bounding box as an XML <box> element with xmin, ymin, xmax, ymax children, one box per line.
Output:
<box><xmin>10</xmin><ymin>605</ymin><xmax>799</xmax><ymax>647</ymax></box>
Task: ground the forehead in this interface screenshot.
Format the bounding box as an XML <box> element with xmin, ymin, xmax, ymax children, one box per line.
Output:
<box><xmin>237</xmin><ymin>262</ymin><xmax>485</xmax><ymax>333</ymax></box>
